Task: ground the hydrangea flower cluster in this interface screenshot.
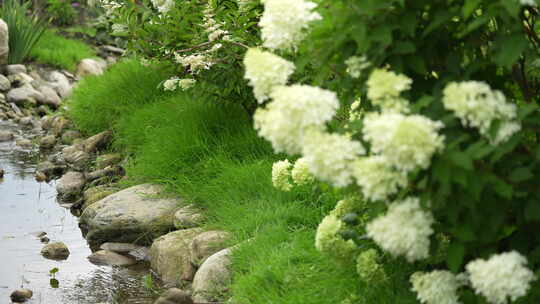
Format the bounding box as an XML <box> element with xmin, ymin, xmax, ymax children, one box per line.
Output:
<box><xmin>271</xmin><ymin>159</ymin><xmax>293</xmax><ymax>191</ymax></box>
<box><xmin>465</xmin><ymin>251</ymin><xmax>535</xmax><ymax>304</ymax></box>
<box><xmin>253</xmin><ymin>85</ymin><xmax>339</xmax><ymax>154</ymax></box>
<box><xmin>345</xmin><ymin>56</ymin><xmax>371</xmax><ymax>79</ymax></box>
<box><xmin>243</xmin><ymin>49</ymin><xmax>295</xmax><ymax>103</ymax></box>
<box><xmin>367</xmin><ymin>68</ymin><xmax>412</xmax><ymax>113</ymax></box>
<box><xmin>366</xmin><ymin>197</ymin><xmax>434</xmax><ymax>262</ymax></box>
<box><xmin>410</xmin><ymin>270</ymin><xmax>464</xmax><ymax>304</ymax></box>
<box><xmin>356</xmin><ymin>249</ymin><xmax>387</xmax><ymax>283</ymax></box>
<box><xmin>442</xmin><ymin>81</ymin><xmax>520</xmax><ymax>145</ymax></box>
<box><xmin>363</xmin><ymin>112</ymin><xmax>445</xmax><ymax>172</ymax></box>
<box><xmin>315</xmin><ymin>214</ymin><xmax>357</xmax><ymax>260</ymax></box>
<box><xmin>291</xmin><ymin>157</ymin><xmax>314</xmax><ymax>185</ymax></box>
<box><xmin>302</xmin><ymin>131</ymin><xmax>365</xmax><ymax>187</ymax></box>
<box><xmin>175</xmin><ymin>54</ymin><xmax>214</xmax><ymax>74</ymax></box>
<box><xmin>162</xmin><ymin>77</ymin><xmax>196</xmax><ymax>91</ymax></box>
<box><xmin>352</xmin><ymin>156</ymin><xmax>408</xmax><ymax>201</ymax></box>
<box><xmin>259</xmin><ymin>0</ymin><xmax>322</xmax><ymax>50</ymax></box>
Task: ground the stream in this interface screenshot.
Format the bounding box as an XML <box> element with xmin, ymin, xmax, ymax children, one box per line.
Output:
<box><xmin>0</xmin><ymin>120</ymin><xmax>156</xmax><ymax>304</ymax></box>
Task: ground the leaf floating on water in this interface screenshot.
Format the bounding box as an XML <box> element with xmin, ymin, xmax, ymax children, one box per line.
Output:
<box><xmin>50</xmin><ymin>278</ymin><xmax>59</xmax><ymax>288</ymax></box>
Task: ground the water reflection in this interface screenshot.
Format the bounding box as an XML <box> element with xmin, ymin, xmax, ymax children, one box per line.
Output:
<box><xmin>0</xmin><ymin>120</ymin><xmax>156</xmax><ymax>304</ymax></box>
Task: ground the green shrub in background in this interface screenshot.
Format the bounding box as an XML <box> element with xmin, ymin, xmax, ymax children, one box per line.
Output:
<box><xmin>0</xmin><ymin>0</ymin><xmax>46</xmax><ymax>64</ymax></box>
<box><xmin>46</xmin><ymin>0</ymin><xmax>78</xmax><ymax>26</ymax></box>
<box><xmin>29</xmin><ymin>30</ymin><xmax>96</xmax><ymax>70</ymax></box>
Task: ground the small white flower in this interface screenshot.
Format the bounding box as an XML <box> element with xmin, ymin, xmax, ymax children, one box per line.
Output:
<box><xmin>366</xmin><ymin>197</ymin><xmax>434</xmax><ymax>262</ymax></box>
<box><xmin>178</xmin><ymin>79</ymin><xmax>196</xmax><ymax>91</ymax></box>
<box><xmin>163</xmin><ymin>77</ymin><xmax>179</xmax><ymax>91</ymax></box>
<box><xmin>345</xmin><ymin>55</ymin><xmax>371</xmax><ymax>78</ymax></box>
<box><xmin>466</xmin><ymin>251</ymin><xmax>536</xmax><ymax>304</ymax></box>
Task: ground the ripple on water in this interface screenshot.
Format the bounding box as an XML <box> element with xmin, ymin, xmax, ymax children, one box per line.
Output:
<box><xmin>0</xmin><ymin>120</ymin><xmax>157</xmax><ymax>304</ymax></box>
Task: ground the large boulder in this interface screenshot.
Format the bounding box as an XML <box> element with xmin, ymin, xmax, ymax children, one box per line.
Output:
<box><xmin>41</xmin><ymin>242</ymin><xmax>70</xmax><ymax>260</ymax></box>
<box><xmin>87</xmin><ymin>250</ymin><xmax>137</xmax><ymax>266</ymax></box>
<box><xmin>56</xmin><ymin>171</ymin><xmax>86</xmax><ymax>200</ymax></box>
<box><xmin>82</xmin><ymin>185</ymin><xmax>118</xmax><ymax>209</ymax></box>
<box><xmin>47</xmin><ymin>71</ymin><xmax>72</xmax><ymax>98</ymax></box>
<box><xmin>6</xmin><ymin>86</ymin><xmax>43</xmax><ymax>106</ymax></box>
<box><xmin>192</xmin><ymin>248</ymin><xmax>233</xmax><ymax>303</ymax></box>
<box><xmin>0</xmin><ymin>19</ymin><xmax>8</xmax><ymax>65</ymax></box>
<box><xmin>149</xmin><ymin>228</ymin><xmax>203</xmax><ymax>286</ymax></box>
<box><xmin>80</xmin><ymin>184</ymin><xmax>181</xmax><ymax>245</ymax></box>
<box><xmin>5</xmin><ymin>64</ymin><xmax>26</xmax><ymax>75</ymax></box>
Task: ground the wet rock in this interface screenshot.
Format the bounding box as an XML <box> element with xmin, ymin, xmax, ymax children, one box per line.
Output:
<box><xmin>47</xmin><ymin>71</ymin><xmax>72</xmax><ymax>98</ymax></box>
<box><xmin>31</xmin><ymin>231</ymin><xmax>47</xmax><ymax>238</ymax></box>
<box><xmin>39</xmin><ymin>135</ymin><xmax>56</xmax><ymax>149</ymax></box>
<box><xmin>101</xmin><ymin>45</ymin><xmax>126</xmax><ymax>55</ymax></box>
<box><xmin>86</xmin><ymin>165</ymin><xmax>125</xmax><ymax>182</ymax></box>
<box><xmin>36</xmin><ymin>161</ymin><xmax>65</xmax><ymax>178</ymax></box>
<box><xmin>61</xmin><ymin>130</ymin><xmax>82</xmax><ymax>144</ymax></box>
<box><xmin>83</xmin><ymin>130</ymin><xmax>113</xmax><ymax>153</ymax></box>
<box><xmin>100</xmin><ymin>242</ymin><xmax>142</xmax><ymax>254</ymax></box>
<box><xmin>9</xmin><ymin>102</ymin><xmax>22</xmax><ymax>115</ymax></box>
<box><xmin>51</xmin><ymin>116</ymin><xmax>71</xmax><ymax>136</ymax></box>
<box><xmin>0</xmin><ymin>74</ymin><xmax>10</xmax><ymax>91</ymax></box>
<box><xmin>56</xmin><ymin>171</ymin><xmax>86</xmax><ymax>200</ymax></box>
<box><xmin>36</xmin><ymin>105</ymin><xmax>49</xmax><ymax>116</ymax></box>
<box><xmin>8</xmin><ymin>73</ymin><xmax>34</xmax><ymax>87</ymax></box>
<box><xmin>40</xmin><ymin>236</ymin><xmax>50</xmax><ymax>243</ymax></box>
<box><xmin>6</xmin><ymin>64</ymin><xmax>26</xmax><ymax>75</ymax></box>
<box><xmin>192</xmin><ymin>248</ymin><xmax>233</xmax><ymax>303</ymax></box>
<box><xmin>40</xmin><ymin>115</ymin><xmax>54</xmax><ymax>130</ymax></box>
<box><xmin>15</xmin><ymin>138</ymin><xmax>33</xmax><ymax>148</ymax></box>
<box><xmin>10</xmin><ymin>288</ymin><xmax>33</xmax><ymax>302</ymax></box>
<box><xmin>96</xmin><ymin>153</ymin><xmax>122</xmax><ymax>169</ymax></box>
<box><xmin>0</xmin><ymin>168</ymin><xmax>4</xmax><ymax>178</ymax></box>
<box><xmin>0</xmin><ymin>19</ymin><xmax>8</xmax><ymax>65</ymax></box>
<box><xmin>41</xmin><ymin>242</ymin><xmax>70</xmax><ymax>260</ymax></box>
<box><xmin>154</xmin><ymin>288</ymin><xmax>193</xmax><ymax>304</ymax></box>
<box><xmin>88</xmin><ymin>250</ymin><xmax>137</xmax><ymax>266</ymax></box>
<box><xmin>19</xmin><ymin>116</ymin><xmax>33</xmax><ymax>127</ymax></box>
<box><xmin>129</xmin><ymin>246</ymin><xmax>150</xmax><ymax>261</ymax></box>
<box><xmin>36</xmin><ymin>85</ymin><xmax>61</xmax><ymax>108</ymax></box>
<box><xmin>189</xmin><ymin>231</ymin><xmax>230</xmax><ymax>267</ymax></box>
<box><xmin>80</xmin><ymin>184</ymin><xmax>182</xmax><ymax>245</ymax></box>
<box><xmin>77</xmin><ymin>58</ymin><xmax>106</xmax><ymax>77</ymax></box>
<box><xmin>149</xmin><ymin>228</ymin><xmax>203</xmax><ymax>286</ymax></box>
<box><xmin>174</xmin><ymin>205</ymin><xmax>205</xmax><ymax>229</ymax></box>
<box><xmin>35</xmin><ymin>171</ymin><xmax>47</xmax><ymax>182</ymax></box>
<box><xmin>0</xmin><ymin>130</ymin><xmax>13</xmax><ymax>142</ymax></box>
<box><xmin>64</xmin><ymin>149</ymin><xmax>90</xmax><ymax>169</ymax></box>
<box><xmin>6</xmin><ymin>86</ymin><xmax>42</xmax><ymax>106</ymax></box>
<box><xmin>82</xmin><ymin>185</ymin><xmax>117</xmax><ymax>209</ymax></box>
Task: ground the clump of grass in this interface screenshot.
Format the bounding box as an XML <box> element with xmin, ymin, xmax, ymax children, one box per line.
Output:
<box><xmin>0</xmin><ymin>0</ymin><xmax>46</xmax><ymax>64</ymax></box>
<box><xmin>67</xmin><ymin>59</ymin><xmax>172</xmax><ymax>135</ymax></box>
<box><xmin>29</xmin><ymin>29</ymin><xmax>96</xmax><ymax>71</ymax></box>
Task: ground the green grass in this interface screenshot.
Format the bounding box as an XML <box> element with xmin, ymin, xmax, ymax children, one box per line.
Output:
<box><xmin>67</xmin><ymin>64</ymin><xmax>419</xmax><ymax>303</ymax></box>
<box><xmin>29</xmin><ymin>29</ymin><xmax>96</xmax><ymax>71</ymax></box>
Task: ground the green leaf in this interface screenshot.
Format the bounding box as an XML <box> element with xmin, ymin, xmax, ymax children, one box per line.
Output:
<box><xmin>448</xmin><ymin>151</ymin><xmax>474</xmax><ymax>171</ymax></box>
<box><xmin>494</xmin><ymin>34</ymin><xmax>528</xmax><ymax>68</ymax></box>
<box><xmin>488</xmin><ymin>174</ymin><xmax>513</xmax><ymax>199</ymax></box>
<box><xmin>509</xmin><ymin>167</ymin><xmax>534</xmax><ymax>183</ymax></box>
<box><xmin>500</xmin><ymin>1</ymin><xmax>521</xmax><ymax>17</ymax></box>
<box><xmin>392</xmin><ymin>41</ymin><xmax>416</xmax><ymax>54</ymax></box>
<box><xmin>463</xmin><ymin>0</ymin><xmax>482</xmax><ymax>18</ymax></box>
<box><xmin>411</xmin><ymin>95</ymin><xmax>434</xmax><ymax>112</ymax></box>
<box><xmin>458</xmin><ymin>15</ymin><xmax>490</xmax><ymax>38</ymax></box>
<box><xmin>524</xmin><ymin>201</ymin><xmax>540</xmax><ymax>221</ymax></box>
<box><xmin>447</xmin><ymin>243</ymin><xmax>466</xmax><ymax>272</ymax></box>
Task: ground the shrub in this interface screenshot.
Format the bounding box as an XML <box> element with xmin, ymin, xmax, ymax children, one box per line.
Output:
<box><xmin>29</xmin><ymin>30</ymin><xmax>96</xmax><ymax>70</ymax></box>
<box><xmin>46</xmin><ymin>0</ymin><xmax>78</xmax><ymax>26</ymax></box>
<box><xmin>0</xmin><ymin>0</ymin><xmax>46</xmax><ymax>64</ymax></box>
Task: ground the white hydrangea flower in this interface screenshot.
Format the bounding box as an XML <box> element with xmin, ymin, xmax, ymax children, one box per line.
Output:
<box><xmin>253</xmin><ymin>85</ymin><xmax>339</xmax><ymax>154</ymax></box>
<box><xmin>271</xmin><ymin>160</ymin><xmax>293</xmax><ymax>191</ymax></box>
<box><xmin>302</xmin><ymin>131</ymin><xmax>365</xmax><ymax>187</ymax></box>
<box><xmin>493</xmin><ymin>121</ymin><xmax>521</xmax><ymax>145</ymax></box>
<box><xmin>466</xmin><ymin>251</ymin><xmax>536</xmax><ymax>304</ymax></box>
<box><xmin>175</xmin><ymin>54</ymin><xmax>213</xmax><ymax>74</ymax></box>
<box><xmin>349</xmin><ymin>98</ymin><xmax>363</xmax><ymax>122</ymax></box>
<box><xmin>356</xmin><ymin>249</ymin><xmax>387</xmax><ymax>283</ymax></box>
<box><xmin>163</xmin><ymin>76</ymin><xmax>179</xmax><ymax>91</ymax></box>
<box><xmin>259</xmin><ymin>0</ymin><xmax>322</xmax><ymax>50</ymax></box>
<box><xmin>345</xmin><ymin>55</ymin><xmax>371</xmax><ymax>78</ymax></box>
<box><xmin>366</xmin><ymin>197</ymin><xmax>434</xmax><ymax>262</ymax></box>
<box><xmin>410</xmin><ymin>270</ymin><xmax>463</xmax><ymax>304</ymax></box>
<box><xmin>315</xmin><ymin>214</ymin><xmax>357</xmax><ymax>260</ymax></box>
<box><xmin>178</xmin><ymin>79</ymin><xmax>196</xmax><ymax>91</ymax></box>
<box><xmin>352</xmin><ymin>156</ymin><xmax>408</xmax><ymax>201</ymax></box>
<box><xmin>291</xmin><ymin>157</ymin><xmax>314</xmax><ymax>185</ymax></box>
<box><xmin>367</xmin><ymin>68</ymin><xmax>412</xmax><ymax>113</ymax></box>
<box><xmin>442</xmin><ymin>81</ymin><xmax>520</xmax><ymax>145</ymax></box>
<box><xmin>151</xmin><ymin>0</ymin><xmax>175</xmax><ymax>14</ymax></box>
<box><xmin>243</xmin><ymin>49</ymin><xmax>295</xmax><ymax>103</ymax></box>
<box><xmin>363</xmin><ymin>112</ymin><xmax>445</xmax><ymax>172</ymax></box>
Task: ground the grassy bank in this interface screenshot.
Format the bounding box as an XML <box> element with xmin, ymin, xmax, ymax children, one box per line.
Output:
<box><xmin>66</xmin><ymin>60</ymin><xmax>418</xmax><ymax>303</ymax></box>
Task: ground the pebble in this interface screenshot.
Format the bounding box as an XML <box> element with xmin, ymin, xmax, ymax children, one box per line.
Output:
<box><xmin>10</xmin><ymin>288</ymin><xmax>33</xmax><ymax>302</ymax></box>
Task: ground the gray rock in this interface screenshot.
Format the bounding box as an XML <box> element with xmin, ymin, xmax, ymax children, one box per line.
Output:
<box><xmin>39</xmin><ymin>135</ymin><xmax>56</xmax><ymax>149</ymax></box>
<box><xmin>100</xmin><ymin>242</ymin><xmax>141</xmax><ymax>254</ymax></box>
<box><xmin>6</xmin><ymin>86</ymin><xmax>43</xmax><ymax>106</ymax></box>
<box><xmin>40</xmin><ymin>115</ymin><xmax>54</xmax><ymax>130</ymax></box>
<box><xmin>83</xmin><ymin>130</ymin><xmax>113</xmax><ymax>153</ymax></box>
<box><xmin>0</xmin><ymin>19</ymin><xmax>8</xmax><ymax>65</ymax></box>
<box><xmin>86</xmin><ymin>165</ymin><xmax>124</xmax><ymax>182</ymax></box>
<box><xmin>8</xmin><ymin>73</ymin><xmax>34</xmax><ymax>87</ymax></box>
<box><xmin>15</xmin><ymin>138</ymin><xmax>32</xmax><ymax>148</ymax></box>
<box><xmin>47</xmin><ymin>71</ymin><xmax>72</xmax><ymax>98</ymax></box>
<box><xmin>9</xmin><ymin>102</ymin><xmax>22</xmax><ymax>115</ymax></box>
<box><xmin>80</xmin><ymin>184</ymin><xmax>182</xmax><ymax>245</ymax></box>
<box><xmin>192</xmin><ymin>248</ymin><xmax>233</xmax><ymax>302</ymax></box>
<box><xmin>0</xmin><ymin>74</ymin><xmax>10</xmax><ymax>91</ymax></box>
<box><xmin>87</xmin><ymin>250</ymin><xmax>137</xmax><ymax>266</ymax></box>
<box><xmin>0</xmin><ymin>130</ymin><xmax>13</xmax><ymax>142</ymax></box>
<box><xmin>41</xmin><ymin>242</ymin><xmax>70</xmax><ymax>260</ymax></box>
<box><xmin>190</xmin><ymin>230</ymin><xmax>230</xmax><ymax>267</ymax></box>
<box><xmin>128</xmin><ymin>246</ymin><xmax>150</xmax><ymax>261</ymax></box>
<box><xmin>96</xmin><ymin>153</ymin><xmax>122</xmax><ymax>169</ymax></box>
<box><xmin>174</xmin><ymin>205</ymin><xmax>205</xmax><ymax>229</ymax></box>
<box><xmin>10</xmin><ymin>288</ymin><xmax>33</xmax><ymax>302</ymax></box>
<box><xmin>77</xmin><ymin>58</ymin><xmax>106</xmax><ymax>77</ymax></box>
<box><xmin>149</xmin><ymin>228</ymin><xmax>203</xmax><ymax>286</ymax></box>
<box><xmin>56</xmin><ymin>171</ymin><xmax>86</xmax><ymax>199</ymax></box>
<box><xmin>154</xmin><ymin>288</ymin><xmax>193</xmax><ymax>304</ymax></box>
<box><xmin>82</xmin><ymin>185</ymin><xmax>117</xmax><ymax>209</ymax></box>
<box><xmin>36</xmin><ymin>161</ymin><xmax>65</xmax><ymax>177</ymax></box>
<box><xmin>0</xmin><ymin>168</ymin><xmax>4</xmax><ymax>178</ymax></box>
<box><xmin>64</xmin><ymin>149</ymin><xmax>90</xmax><ymax>169</ymax></box>
<box><xmin>61</xmin><ymin>130</ymin><xmax>81</xmax><ymax>144</ymax></box>
<box><xmin>6</xmin><ymin>64</ymin><xmax>27</xmax><ymax>75</ymax></box>
<box><xmin>101</xmin><ymin>45</ymin><xmax>126</xmax><ymax>55</ymax></box>
<box><xmin>36</xmin><ymin>85</ymin><xmax>61</xmax><ymax>108</ymax></box>
<box><xmin>19</xmin><ymin>116</ymin><xmax>33</xmax><ymax>127</ymax></box>
<box><xmin>51</xmin><ymin>116</ymin><xmax>71</xmax><ymax>136</ymax></box>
